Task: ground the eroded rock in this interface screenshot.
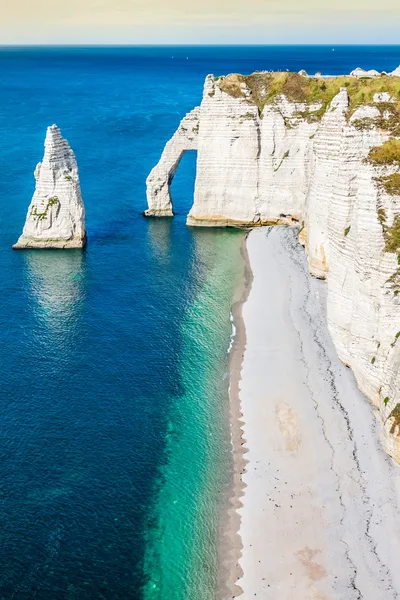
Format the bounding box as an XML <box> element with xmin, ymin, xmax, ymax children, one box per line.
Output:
<box><xmin>146</xmin><ymin>68</ymin><xmax>400</xmax><ymax>462</ymax></box>
<box><xmin>13</xmin><ymin>125</ymin><xmax>86</xmax><ymax>249</ymax></box>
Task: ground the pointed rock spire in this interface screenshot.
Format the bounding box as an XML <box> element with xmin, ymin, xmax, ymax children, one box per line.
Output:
<box><xmin>13</xmin><ymin>125</ymin><xmax>86</xmax><ymax>249</ymax></box>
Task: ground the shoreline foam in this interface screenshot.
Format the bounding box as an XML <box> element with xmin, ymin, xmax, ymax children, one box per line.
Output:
<box><xmin>228</xmin><ymin>226</ymin><xmax>400</xmax><ymax>599</ymax></box>
<box><xmin>219</xmin><ymin>232</ymin><xmax>253</xmax><ymax>600</ymax></box>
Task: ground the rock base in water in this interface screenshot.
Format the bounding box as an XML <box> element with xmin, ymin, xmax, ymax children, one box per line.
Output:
<box><xmin>143</xmin><ymin>209</ymin><xmax>174</xmax><ymax>218</ymax></box>
<box><xmin>13</xmin><ymin>235</ymin><xmax>87</xmax><ymax>249</ymax></box>
<box><xmin>14</xmin><ymin>124</ymin><xmax>86</xmax><ymax>250</ymax></box>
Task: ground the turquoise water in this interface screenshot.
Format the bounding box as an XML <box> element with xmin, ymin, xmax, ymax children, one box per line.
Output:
<box><xmin>143</xmin><ymin>229</ymin><xmax>244</xmax><ymax>600</ymax></box>
<box><xmin>0</xmin><ymin>46</ymin><xmax>399</xmax><ymax>599</ymax></box>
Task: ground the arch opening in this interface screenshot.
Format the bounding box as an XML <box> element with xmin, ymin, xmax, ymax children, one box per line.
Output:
<box><xmin>144</xmin><ymin>106</ymin><xmax>200</xmax><ymax>218</ymax></box>
<box><xmin>169</xmin><ymin>150</ymin><xmax>197</xmax><ymax>219</ymax></box>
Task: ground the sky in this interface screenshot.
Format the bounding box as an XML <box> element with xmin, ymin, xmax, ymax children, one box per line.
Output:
<box><xmin>1</xmin><ymin>0</ymin><xmax>399</xmax><ymax>45</ymax></box>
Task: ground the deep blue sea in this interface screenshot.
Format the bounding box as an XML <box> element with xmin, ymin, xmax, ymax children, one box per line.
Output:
<box><xmin>0</xmin><ymin>45</ymin><xmax>399</xmax><ymax>600</ymax></box>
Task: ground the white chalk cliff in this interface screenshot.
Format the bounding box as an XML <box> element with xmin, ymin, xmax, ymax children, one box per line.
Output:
<box><xmin>147</xmin><ymin>69</ymin><xmax>400</xmax><ymax>463</ymax></box>
<box><xmin>145</xmin><ymin>108</ymin><xmax>200</xmax><ymax>217</ymax></box>
<box><xmin>14</xmin><ymin>125</ymin><xmax>86</xmax><ymax>249</ymax></box>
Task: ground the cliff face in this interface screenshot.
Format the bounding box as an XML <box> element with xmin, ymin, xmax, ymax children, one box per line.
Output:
<box><xmin>14</xmin><ymin>125</ymin><xmax>86</xmax><ymax>249</ymax></box>
<box><xmin>146</xmin><ymin>69</ymin><xmax>400</xmax><ymax>463</ymax></box>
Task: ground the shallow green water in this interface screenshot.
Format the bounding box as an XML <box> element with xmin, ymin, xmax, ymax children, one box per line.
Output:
<box><xmin>143</xmin><ymin>229</ymin><xmax>245</xmax><ymax>600</ymax></box>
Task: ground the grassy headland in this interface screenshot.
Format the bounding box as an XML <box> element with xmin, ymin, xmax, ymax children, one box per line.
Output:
<box><xmin>218</xmin><ymin>72</ymin><xmax>400</xmax><ymax>120</ymax></box>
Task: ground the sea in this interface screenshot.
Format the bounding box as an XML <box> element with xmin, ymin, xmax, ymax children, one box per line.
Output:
<box><xmin>0</xmin><ymin>45</ymin><xmax>399</xmax><ymax>600</ymax></box>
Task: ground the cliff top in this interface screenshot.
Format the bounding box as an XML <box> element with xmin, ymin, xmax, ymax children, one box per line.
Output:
<box><xmin>216</xmin><ymin>70</ymin><xmax>400</xmax><ymax>119</ymax></box>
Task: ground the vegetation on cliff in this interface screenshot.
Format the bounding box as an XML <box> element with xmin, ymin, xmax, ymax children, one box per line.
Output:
<box><xmin>370</xmin><ymin>144</ymin><xmax>400</xmax><ymax>252</ymax></box>
<box><xmin>218</xmin><ymin>71</ymin><xmax>400</xmax><ymax>120</ymax></box>
<box><xmin>30</xmin><ymin>196</ymin><xmax>59</xmax><ymax>221</ymax></box>
<box><xmin>369</xmin><ymin>139</ymin><xmax>400</xmax><ymax>165</ymax></box>
<box><xmin>378</xmin><ymin>174</ymin><xmax>400</xmax><ymax>196</ymax></box>
<box><xmin>388</xmin><ymin>404</ymin><xmax>400</xmax><ymax>434</ymax></box>
<box><xmin>384</xmin><ymin>217</ymin><xmax>400</xmax><ymax>253</ymax></box>
<box><xmin>352</xmin><ymin>104</ymin><xmax>400</xmax><ymax>134</ymax></box>
<box><xmin>376</xmin><ymin>203</ymin><xmax>400</xmax><ymax>254</ymax></box>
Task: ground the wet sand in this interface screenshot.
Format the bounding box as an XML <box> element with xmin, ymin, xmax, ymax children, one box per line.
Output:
<box><xmin>231</xmin><ymin>227</ymin><xmax>400</xmax><ymax>599</ymax></box>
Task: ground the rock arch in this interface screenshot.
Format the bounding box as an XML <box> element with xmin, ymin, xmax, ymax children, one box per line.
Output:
<box><xmin>144</xmin><ymin>73</ymin><xmax>400</xmax><ymax>464</ymax></box>
<box><xmin>144</xmin><ymin>107</ymin><xmax>200</xmax><ymax>217</ymax></box>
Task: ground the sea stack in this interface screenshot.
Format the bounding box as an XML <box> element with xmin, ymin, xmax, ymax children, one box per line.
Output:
<box><xmin>13</xmin><ymin>125</ymin><xmax>86</xmax><ymax>249</ymax></box>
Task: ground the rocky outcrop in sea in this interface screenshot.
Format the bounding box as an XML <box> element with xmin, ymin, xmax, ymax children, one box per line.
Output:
<box><xmin>146</xmin><ymin>68</ymin><xmax>400</xmax><ymax>463</ymax></box>
<box><xmin>13</xmin><ymin>125</ymin><xmax>86</xmax><ymax>249</ymax></box>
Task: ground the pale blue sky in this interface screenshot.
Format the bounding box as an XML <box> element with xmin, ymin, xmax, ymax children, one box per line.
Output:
<box><xmin>1</xmin><ymin>0</ymin><xmax>399</xmax><ymax>44</ymax></box>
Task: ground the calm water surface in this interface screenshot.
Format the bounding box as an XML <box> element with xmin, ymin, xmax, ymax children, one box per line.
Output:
<box><xmin>0</xmin><ymin>46</ymin><xmax>399</xmax><ymax>599</ymax></box>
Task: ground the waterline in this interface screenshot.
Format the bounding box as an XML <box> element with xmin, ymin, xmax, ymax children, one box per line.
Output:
<box><xmin>143</xmin><ymin>229</ymin><xmax>244</xmax><ymax>600</ymax></box>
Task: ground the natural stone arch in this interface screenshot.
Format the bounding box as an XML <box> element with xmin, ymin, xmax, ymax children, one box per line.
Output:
<box><xmin>144</xmin><ymin>107</ymin><xmax>200</xmax><ymax>217</ymax></box>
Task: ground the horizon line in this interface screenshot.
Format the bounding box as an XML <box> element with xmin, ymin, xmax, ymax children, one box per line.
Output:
<box><xmin>1</xmin><ymin>43</ymin><xmax>400</xmax><ymax>48</ymax></box>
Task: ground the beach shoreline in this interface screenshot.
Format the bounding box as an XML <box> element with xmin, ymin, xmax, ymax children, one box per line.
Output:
<box><xmin>218</xmin><ymin>232</ymin><xmax>253</xmax><ymax>600</ymax></box>
<box><xmin>225</xmin><ymin>226</ymin><xmax>400</xmax><ymax>599</ymax></box>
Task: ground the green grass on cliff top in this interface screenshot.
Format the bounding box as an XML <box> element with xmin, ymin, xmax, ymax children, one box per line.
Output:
<box><xmin>218</xmin><ymin>72</ymin><xmax>400</xmax><ymax>116</ymax></box>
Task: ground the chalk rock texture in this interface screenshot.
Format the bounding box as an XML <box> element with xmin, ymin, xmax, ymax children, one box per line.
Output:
<box><xmin>145</xmin><ymin>107</ymin><xmax>200</xmax><ymax>217</ymax></box>
<box><xmin>13</xmin><ymin>125</ymin><xmax>86</xmax><ymax>249</ymax></box>
<box><xmin>350</xmin><ymin>67</ymin><xmax>381</xmax><ymax>78</ymax></box>
<box><xmin>146</xmin><ymin>69</ymin><xmax>400</xmax><ymax>463</ymax></box>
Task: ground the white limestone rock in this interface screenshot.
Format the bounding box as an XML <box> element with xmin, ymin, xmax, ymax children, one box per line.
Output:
<box><xmin>188</xmin><ymin>76</ymin><xmax>262</xmax><ymax>226</ymax></box>
<box><xmin>146</xmin><ymin>71</ymin><xmax>400</xmax><ymax>462</ymax></box>
<box><xmin>304</xmin><ymin>89</ymin><xmax>349</xmax><ymax>277</ymax></box>
<box><xmin>189</xmin><ymin>75</ymin><xmax>318</xmax><ymax>227</ymax></box>
<box><xmin>373</xmin><ymin>92</ymin><xmax>395</xmax><ymax>103</ymax></box>
<box><xmin>349</xmin><ymin>105</ymin><xmax>381</xmax><ymax>122</ymax></box>
<box><xmin>390</xmin><ymin>66</ymin><xmax>400</xmax><ymax>77</ymax></box>
<box><xmin>350</xmin><ymin>67</ymin><xmax>381</xmax><ymax>78</ymax></box>
<box><xmin>13</xmin><ymin>125</ymin><xmax>86</xmax><ymax>249</ymax></box>
<box><xmin>144</xmin><ymin>107</ymin><xmax>200</xmax><ymax>217</ymax></box>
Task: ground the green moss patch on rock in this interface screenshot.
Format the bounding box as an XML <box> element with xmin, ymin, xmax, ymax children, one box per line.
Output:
<box><xmin>384</xmin><ymin>216</ymin><xmax>400</xmax><ymax>253</ymax></box>
<box><xmin>378</xmin><ymin>173</ymin><xmax>400</xmax><ymax>195</ymax></box>
<box><xmin>369</xmin><ymin>138</ymin><xmax>400</xmax><ymax>166</ymax></box>
<box><xmin>274</xmin><ymin>150</ymin><xmax>290</xmax><ymax>172</ymax></box>
<box><xmin>376</xmin><ymin>203</ymin><xmax>400</xmax><ymax>272</ymax></box>
<box><xmin>30</xmin><ymin>196</ymin><xmax>59</xmax><ymax>221</ymax></box>
<box><xmin>390</xmin><ymin>331</ymin><xmax>400</xmax><ymax>347</ymax></box>
<box><xmin>352</xmin><ymin>118</ymin><xmax>378</xmax><ymax>131</ymax></box>
<box><xmin>388</xmin><ymin>403</ymin><xmax>400</xmax><ymax>435</ymax></box>
<box><xmin>352</xmin><ymin>103</ymin><xmax>400</xmax><ymax>135</ymax></box>
<box><xmin>377</xmin><ymin>207</ymin><xmax>387</xmax><ymax>225</ymax></box>
<box><xmin>375</xmin><ymin>103</ymin><xmax>400</xmax><ymax>135</ymax></box>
